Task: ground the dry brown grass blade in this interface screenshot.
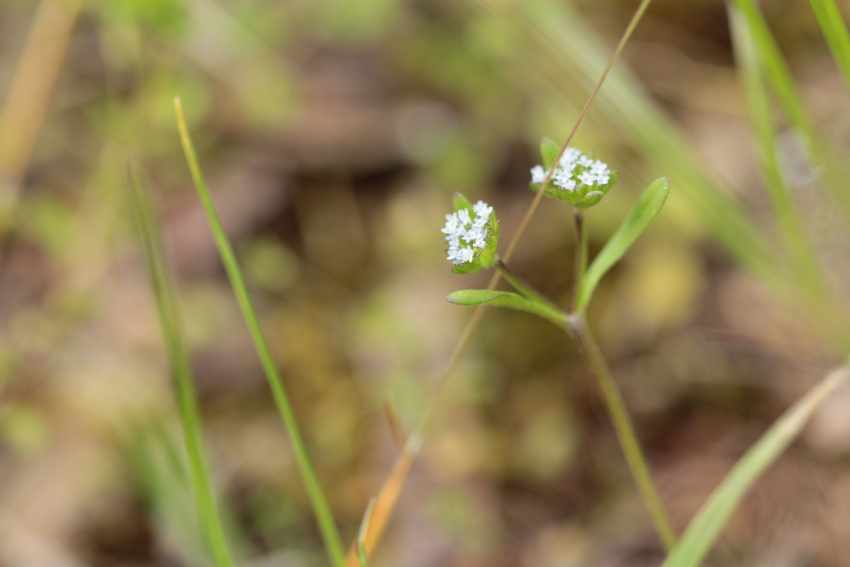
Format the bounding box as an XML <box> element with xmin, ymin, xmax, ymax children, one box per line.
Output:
<box><xmin>346</xmin><ymin>1</ymin><xmax>654</xmax><ymax>563</ymax></box>
<box><xmin>345</xmin><ymin>443</ymin><xmax>416</xmax><ymax>567</ymax></box>
<box><xmin>0</xmin><ymin>0</ymin><xmax>80</xmax><ymax>212</ymax></box>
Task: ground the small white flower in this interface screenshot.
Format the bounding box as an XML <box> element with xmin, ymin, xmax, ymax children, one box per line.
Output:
<box><xmin>578</xmin><ymin>170</ymin><xmax>597</xmax><ymax>186</ymax></box>
<box><xmin>559</xmin><ymin>148</ymin><xmax>582</xmax><ymax>170</ymax></box>
<box><xmin>578</xmin><ymin>155</ymin><xmax>594</xmax><ymax>168</ymax></box>
<box><xmin>442</xmin><ymin>213</ymin><xmax>462</xmax><ymax>237</ymax></box>
<box><xmin>553</xmin><ymin>170</ymin><xmax>576</xmax><ymax>191</ymax></box>
<box><xmin>457</xmin><ymin>246</ymin><xmax>474</xmax><ymax>264</ymax></box>
<box><xmin>530</xmin><ymin>165</ymin><xmax>548</xmax><ymax>184</ymax></box>
<box><xmin>473</xmin><ymin>200</ymin><xmax>493</xmax><ymax>219</ymax></box>
<box><xmin>444</xmin><ymin>199</ymin><xmax>495</xmax><ymax>265</ymax></box>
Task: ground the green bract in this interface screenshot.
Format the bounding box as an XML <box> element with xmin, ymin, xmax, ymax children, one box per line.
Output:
<box><xmin>529</xmin><ymin>138</ymin><xmax>618</xmax><ymax>209</ymax></box>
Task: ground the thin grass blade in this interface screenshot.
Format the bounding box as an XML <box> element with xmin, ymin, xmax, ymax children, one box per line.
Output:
<box><xmin>728</xmin><ymin>0</ymin><xmax>850</xmax><ymax>225</ymax></box>
<box><xmin>661</xmin><ymin>365</ymin><xmax>849</xmax><ymax>567</ymax></box>
<box><xmin>728</xmin><ymin>6</ymin><xmax>826</xmax><ymax>298</ymax></box>
<box><xmin>808</xmin><ymin>0</ymin><xmax>850</xmax><ymax>93</ymax></box>
<box><xmin>173</xmin><ymin>98</ymin><xmax>346</xmax><ymax>567</ymax></box>
<box><xmin>128</xmin><ymin>169</ymin><xmax>234</xmax><ymax>567</ymax></box>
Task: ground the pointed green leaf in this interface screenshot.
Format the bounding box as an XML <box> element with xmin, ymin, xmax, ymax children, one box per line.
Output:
<box><xmin>447</xmin><ymin>290</ymin><xmax>568</xmax><ymax>326</ymax></box>
<box><xmin>575</xmin><ymin>177</ymin><xmax>669</xmax><ymax>312</ymax></box>
<box><xmin>661</xmin><ymin>366</ymin><xmax>849</xmax><ymax>567</ymax></box>
<box><xmin>540</xmin><ymin>138</ymin><xmax>561</xmax><ymax>170</ymax></box>
<box><xmin>453</xmin><ymin>192</ymin><xmax>473</xmax><ymax>212</ymax></box>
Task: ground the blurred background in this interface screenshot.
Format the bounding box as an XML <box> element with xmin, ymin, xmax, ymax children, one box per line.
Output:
<box><xmin>2</xmin><ymin>0</ymin><xmax>850</xmax><ymax>566</ymax></box>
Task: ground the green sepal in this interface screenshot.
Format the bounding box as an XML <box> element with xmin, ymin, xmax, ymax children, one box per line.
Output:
<box><xmin>478</xmin><ymin>248</ymin><xmax>496</xmax><ymax>269</ymax></box>
<box><xmin>540</xmin><ymin>138</ymin><xmax>561</xmax><ymax>170</ymax></box>
<box><xmin>451</xmin><ymin>256</ymin><xmax>483</xmax><ymax>274</ymax></box>
<box><xmin>447</xmin><ymin>290</ymin><xmax>568</xmax><ymax>327</ymax></box>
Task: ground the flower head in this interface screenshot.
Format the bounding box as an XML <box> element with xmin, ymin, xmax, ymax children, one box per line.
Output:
<box><xmin>443</xmin><ymin>194</ymin><xmax>499</xmax><ymax>274</ymax></box>
<box><xmin>529</xmin><ymin>139</ymin><xmax>618</xmax><ymax>209</ymax></box>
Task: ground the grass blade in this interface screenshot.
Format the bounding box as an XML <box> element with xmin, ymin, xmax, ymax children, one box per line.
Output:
<box><xmin>808</xmin><ymin>0</ymin><xmax>850</xmax><ymax>94</ymax></box>
<box><xmin>661</xmin><ymin>365</ymin><xmax>849</xmax><ymax>567</ymax></box>
<box><xmin>355</xmin><ymin>498</ymin><xmax>376</xmax><ymax>567</ymax></box>
<box><xmin>128</xmin><ymin>169</ymin><xmax>234</xmax><ymax>567</ymax></box>
<box><xmin>576</xmin><ymin>177</ymin><xmax>669</xmax><ymax>313</ymax></box>
<box><xmin>728</xmin><ymin>6</ymin><xmax>826</xmax><ymax>298</ymax></box>
<box><xmin>728</xmin><ymin>0</ymin><xmax>850</xmax><ymax>224</ymax></box>
<box><xmin>173</xmin><ymin>97</ymin><xmax>347</xmax><ymax>567</ymax></box>
<box><xmin>345</xmin><ymin>443</ymin><xmax>416</xmax><ymax>567</ymax></box>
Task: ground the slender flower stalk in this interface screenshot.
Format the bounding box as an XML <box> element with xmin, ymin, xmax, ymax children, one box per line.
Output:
<box><xmin>569</xmin><ymin>209</ymin><xmax>587</xmax><ymax>314</ymax></box>
<box><xmin>568</xmin><ymin>314</ymin><xmax>677</xmax><ymax>550</ymax></box>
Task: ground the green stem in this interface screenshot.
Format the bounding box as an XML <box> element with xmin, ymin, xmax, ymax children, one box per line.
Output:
<box><xmin>569</xmin><ymin>209</ymin><xmax>587</xmax><ymax>313</ymax></box>
<box><xmin>174</xmin><ymin>98</ymin><xmax>346</xmax><ymax>567</ymax></box>
<box><xmin>495</xmin><ymin>259</ymin><xmax>570</xmax><ymax>329</ymax></box>
<box><xmin>569</xmin><ymin>314</ymin><xmax>677</xmax><ymax>550</ymax></box>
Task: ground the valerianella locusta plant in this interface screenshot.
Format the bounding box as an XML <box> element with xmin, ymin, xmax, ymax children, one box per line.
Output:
<box><xmin>442</xmin><ymin>193</ymin><xmax>499</xmax><ymax>274</ymax></box>
<box><xmin>530</xmin><ymin>139</ymin><xmax>618</xmax><ymax>209</ymax></box>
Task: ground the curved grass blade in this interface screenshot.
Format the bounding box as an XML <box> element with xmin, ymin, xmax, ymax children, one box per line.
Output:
<box><xmin>174</xmin><ymin>98</ymin><xmax>346</xmax><ymax>567</ymax></box>
<box><xmin>575</xmin><ymin>177</ymin><xmax>669</xmax><ymax>313</ymax></box>
<box><xmin>128</xmin><ymin>169</ymin><xmax>234</xmax><ymax>567</ymax></box>
<box><xmin>808</xmin><ymin>0</ymin><xmax>850</xmax><ymax>94</ymax></box>
<box><xmin>661</xmin><ymin>365</ymin><xmax>849</xmax><ymax>567</ymax></box>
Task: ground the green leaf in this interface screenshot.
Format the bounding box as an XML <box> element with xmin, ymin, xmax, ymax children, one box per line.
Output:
<box><xmin>661</xmin><ymin>366</ymin><xmax>849</xmax><ymax>567</ymax></box>
<box><xmin>447</xmin><ymin>290</ymin><xmax>568</xmax><ymax>326</ymax></box>
<box><xmin>575</xmin><ymin>177</ymin><xmax>669</xmax><ymax>312</ymax></box>
<box><xmin>539</xmin><ymin>138</ymin><xmax>561</xmax><ymax>170</ymax></box>
<box><xmin>453</xmin><ymin>192</ymin><xmax>473</xmax><ymax>212</ymax></box>
<box><xmin>808</xmin><ymin>0</ymin><xmax>850</xmax><ymax>95</ymax></box>
<box><xmin>174</xmin><ymin>97</ymin><xmax>347</xmax><ymax>567</ymax></box>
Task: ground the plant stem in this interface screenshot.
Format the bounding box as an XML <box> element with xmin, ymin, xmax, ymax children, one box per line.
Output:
<box><xmin>569</xmin><ymin>209</ymin><xmax>587</xmax><ymax>313</ymax></box>
<box><xmin>568</xmin><ymin>314</ymin><xmax>677</xmax><ymax>550</ymax></box>
<box><xmin>494</xmin><ymin>259</ymin><xmax>570</xmax><ymax>328</ymax></box>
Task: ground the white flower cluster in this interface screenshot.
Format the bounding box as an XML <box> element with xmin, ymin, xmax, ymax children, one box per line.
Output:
<box><xmin>442</xmin><ymin>200</ymin><xmax>493</xmax><ymax>265</ymax></box>
<box><xmin>530</xmin><ymin>148</ymin><xmax>611</xmax><ymax>191</ymax></box>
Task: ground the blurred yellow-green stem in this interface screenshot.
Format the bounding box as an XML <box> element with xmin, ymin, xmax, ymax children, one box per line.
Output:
<box><xmin>128</xmin><ymin>169</ymin><xmax>234</xmax><ymax>567</ymax></box>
